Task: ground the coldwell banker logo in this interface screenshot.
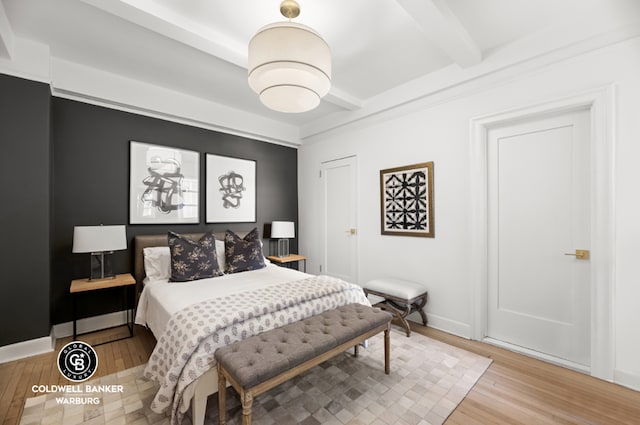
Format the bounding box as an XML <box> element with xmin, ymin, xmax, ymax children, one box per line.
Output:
<box><xmin>32</xmin><ymin>341</ymin><xmax>122</xmax><ymax>405</ymax></box>
<box><xmin>57</xmin><ymin>341</ymin><xmax>98</xmax><ymax>382</ymax></box>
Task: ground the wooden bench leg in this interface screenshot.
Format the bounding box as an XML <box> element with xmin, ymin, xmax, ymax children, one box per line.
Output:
<box><xmin>384</xmin><ymin>325</ymin><xmax>390</xmax><ymax>374</ymax></box>
<box><xmin>401</xmin><ymin>302</ymin><xmax>412</xmax><ymax>337</ymax></box>
<box><xmin>218</xmin><ymin>364</ymin><xmax>227</xmax><ymax>425</ymax></box>
<box><xmin>380</xmin><ymin>302</ymin><xmax>412</xmax><ymax>337</ymax></box>
<box><xmin>416</xmin><ymin>293</ymin><xmax>428</xmax><ymax>326</ymax></box>
<box><xmin>241</xmin><ymin>391</ymin><xmax>254</xmax><ymax>425</ymax></box>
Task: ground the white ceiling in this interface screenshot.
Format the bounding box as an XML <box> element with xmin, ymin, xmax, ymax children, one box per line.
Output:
<box><xmin>1</xmin><ymin>0</ymin><xmax>639</xmax><ymax>144</ymax></box>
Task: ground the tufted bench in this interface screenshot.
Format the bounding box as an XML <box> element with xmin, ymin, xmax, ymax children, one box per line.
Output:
<box><xmin>215</xmin><ymin>303</ymin><xmax>392</xmax><ymax>425</ymax></box>
<box><xmin>363</xmin><ymin>278</ymin><xmax>428</xmax><ymax>337</ymax></box>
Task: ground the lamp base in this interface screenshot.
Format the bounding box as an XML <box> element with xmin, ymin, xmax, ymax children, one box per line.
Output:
<box><xmin>89</xmin><ymin>251</ymin><xmax>116</xmax><ymax>281</ymax></box>
<box><xmin>276</xmin><ymin>239</ymin><xmax>290</xmax><ymax>258</ymax></box>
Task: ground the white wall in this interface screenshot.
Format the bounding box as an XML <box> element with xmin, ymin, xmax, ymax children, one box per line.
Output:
<box><xmin>298</xmin><ymin>37</ymin><xmax>640</xmax><ymax>389</ymax></box>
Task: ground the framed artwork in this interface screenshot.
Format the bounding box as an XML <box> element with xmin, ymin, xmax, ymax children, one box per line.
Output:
<box><xmin>206</xmin><ymin>154</ymin><xmax>256</xmax><ymax>223</ymax></box>
<box><xmin>129</xmin><ymin>141</ymin><xmax>200</xmax><ymax>224</ymax></box>
<box><xmin>380</xmin><ymin>161</ymin><xmax>434</xmax><ymax>237</ymax></box>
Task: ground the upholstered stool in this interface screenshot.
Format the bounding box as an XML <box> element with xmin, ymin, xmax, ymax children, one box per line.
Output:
<box><xmin>363</xmin><ymin>278</ymin><xmax>428</xmax><ymax>337</ymax></box>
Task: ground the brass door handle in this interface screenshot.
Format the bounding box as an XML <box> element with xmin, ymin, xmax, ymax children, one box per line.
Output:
<box><xmin>564</xmin><ymin>249</ymin><xmax>590</xmax><ymax>260</ymax></box>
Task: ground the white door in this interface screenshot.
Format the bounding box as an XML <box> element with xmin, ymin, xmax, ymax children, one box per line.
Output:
<box><xmin>320</xmin><ymin>156</ymin><xmax>357</xmax><ymax>283</ymax></box>
<box><xmin>487</xmin><ymin>108</ymin><xmax>591</xmax><ymax>367</ymax></box>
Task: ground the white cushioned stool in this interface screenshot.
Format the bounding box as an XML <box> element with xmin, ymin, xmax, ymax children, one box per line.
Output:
<box><xmin>363</xmin><ymin>278</ymin><xmax>428</xmax><ymax>337</ymax></box>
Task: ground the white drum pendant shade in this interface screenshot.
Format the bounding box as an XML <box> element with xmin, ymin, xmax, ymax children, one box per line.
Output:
<box><xmin>248</xmin><ymin>22</ymin><xmax>331</xmax><ymax>113</ymax></box>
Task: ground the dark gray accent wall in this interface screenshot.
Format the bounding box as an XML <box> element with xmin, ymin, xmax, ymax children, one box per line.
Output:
<box><xmin>51</xmin><ymin>98</ymin><xmax>298</xmax><ymax>324</ymax></box>
<box><xmin>0</xmin><ymin>73</ymin><xmax>298</xmax><ymax>347</ymax></box>
<box><xmin>0</xmin><ymin>74</ymin><xmax>51</xmax><ymax>346</ymax></box>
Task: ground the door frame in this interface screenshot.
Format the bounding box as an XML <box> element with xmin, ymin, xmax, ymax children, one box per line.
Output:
<box><xmin>469</xmin><ymin>86</ymin><xmax>615</xmax><ymax>380</ymax></box>
<box><xmin>320</xmin><ymin>155</ymin><xmax>358</xmax><ymax>283</ymax></box>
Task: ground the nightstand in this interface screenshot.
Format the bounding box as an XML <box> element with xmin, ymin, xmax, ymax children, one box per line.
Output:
<box><xmin>266</xmin><ymin>254</ymin><xmax>307</xmax><ymax>272</ymax></box>
<box><xmin>69</xmin><ymin>273</ymin><xmax>136</xmax><ymax>345</ymax></box>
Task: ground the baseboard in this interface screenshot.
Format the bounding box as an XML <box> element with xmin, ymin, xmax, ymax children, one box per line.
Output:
<box><xmin>614</xmin><ymin>369</ymin><xmax>640</xmax><ymax>392</ymax></box>
<box><xmin>0</xmin><ymin>310</ymin><xmax>131</xmax><ymax>363</ymax></box>
<box><xmin>483</xmin><ymin>337</ymin><xmax>590</xmax><ymax>374</ymax></box>
<box><xmin>0</xmin><ymin>334</ymin><xmax>54</xmax><ymax>364</ymax></box>
<box><xmin>407</xmin><ymin>312</ymin><xmax>471</xmax><ymax>339</ymax></box>
<box><xmin>52</xmin><ymin>310</ymin><xmax>129</xmax><ymax>339</ymax></box>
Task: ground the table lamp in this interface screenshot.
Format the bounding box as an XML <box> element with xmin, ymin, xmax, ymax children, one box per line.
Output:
<box><xmin>270</xmin><ymin>221</ymin><xmax>295</xmax><ymax>257</ymax></box>
<box><xmin>73</xmin><ymin>225</ymin><xmax>127</xmax><ymax>281</ymax></box>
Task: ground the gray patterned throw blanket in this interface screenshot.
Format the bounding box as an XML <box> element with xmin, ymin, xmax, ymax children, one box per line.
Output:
<box><xmin>143</xmin><ymin>275</ymin><xmax>370</xmax><ymax>424</ymax></box>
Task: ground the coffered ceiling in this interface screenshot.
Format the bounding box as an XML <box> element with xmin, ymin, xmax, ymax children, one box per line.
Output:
<box><xmin>1</xmin><ymin>0</ymin><xmax>639</xmax><ymax>145</ymax></box>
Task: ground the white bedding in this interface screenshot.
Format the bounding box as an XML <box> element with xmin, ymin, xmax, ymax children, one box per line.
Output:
<box><xmin>145</xmin><ymin>273</ymin><xmax>370</xmax><ymax>424</ymax></box>
<box><xmin>135</xmin><ymin>262</ymin><xmax>312</xmax><ymax>339</ymax></box>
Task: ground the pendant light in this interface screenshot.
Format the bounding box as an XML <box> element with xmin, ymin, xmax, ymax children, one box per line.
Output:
<box><xmin>248</xmin><ymin>0</ymin><xmax>331</xmax><ymax>113</ymax></box>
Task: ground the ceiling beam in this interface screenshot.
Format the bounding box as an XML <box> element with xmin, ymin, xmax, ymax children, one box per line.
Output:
<box><xmin>325</xmin><ymin>86</ymin><xmax>362</xmax><ymax>111</ymax></box>
<box><xmin>395</xmin><ymin>0</ymin><xmax>481</xmax><ymax>68</ymax></box>
<box><xmin>0</xmin><ymin>1</ymin><xmax>15</xmax><ymax>59</ymax></box>
<box><xmin>51</xmin><ymin>58</ymin><xmax>302</xmax><ymax>146</ymax></box>
<box><xmin>79</xmin><ymin>0</ymin><xmax>363</xmax><ymax>111</ymax></box>
<box><xmin>79</xmin><ymin>0</ymin><xmax>247</xmax><ymax>67</ymax></box>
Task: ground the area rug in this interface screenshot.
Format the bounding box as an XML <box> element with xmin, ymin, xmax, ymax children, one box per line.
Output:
<box><xmin>19</xmin><ymin>329</ymin><xmax>491</xmax><ymax>425</ymax></box>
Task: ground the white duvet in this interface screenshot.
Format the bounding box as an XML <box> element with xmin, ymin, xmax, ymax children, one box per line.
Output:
<box><xmin>135</xmin><ymin>263</ymin><xmax>311</xmax><ymax>339</ymax></box>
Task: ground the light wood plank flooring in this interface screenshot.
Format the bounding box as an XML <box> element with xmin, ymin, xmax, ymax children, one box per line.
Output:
<box><xmin>1</xmin><ymin>323</ymin><xmax>639</xmax><ymax>425</ymax></box>
<box><xmin>412</xmin><ymin>325</ymin><xmax>640</xmax><ymax>425</ymax></box>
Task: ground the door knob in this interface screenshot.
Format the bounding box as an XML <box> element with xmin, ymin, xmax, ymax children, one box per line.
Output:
<box><xmin>564</xmin><ymin>249</ymin><xmax>590</xmax><ymax>260</ymax></box>
<box><xmin>345</xmin><ymin>228</ymin><xmax>357</xmax><ymax>235</ymax></box>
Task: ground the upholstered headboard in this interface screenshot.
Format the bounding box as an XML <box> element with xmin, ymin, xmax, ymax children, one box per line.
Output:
<box><xmin>133</xmin><ymin>231</ymin><xmax>250</xmax><ymax>291</ymax></box>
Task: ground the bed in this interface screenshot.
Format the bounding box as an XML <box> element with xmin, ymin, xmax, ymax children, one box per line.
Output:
<box><xmin>133</xmin><ymin>231</ymin><xmax>370</xmax><ymax>425</ymax></box>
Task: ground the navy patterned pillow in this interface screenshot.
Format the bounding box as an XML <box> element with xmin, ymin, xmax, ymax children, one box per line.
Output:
<box><xmin>168</xmin><ymin>231</ymin><xmax>224</xmax><ymax>282</ymax></box>
<box><xmin>224</xmin><ymin>228</ymin><xmax>266</xmax><ymax>273</ymax></box>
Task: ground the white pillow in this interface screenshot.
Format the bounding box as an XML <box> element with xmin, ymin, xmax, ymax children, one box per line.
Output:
<box><xmin>143</xmin><ymin>246</ymin><xmax>171</xmax><ymax>281</ymax></box>
<box><xmin>215</xmin><ymin>240</ymin><xmax>226</xmax><ymax>272</ymax></box>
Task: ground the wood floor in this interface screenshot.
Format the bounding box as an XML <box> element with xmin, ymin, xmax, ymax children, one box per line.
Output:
<box><xmin>1</xmin><ymin>323</ymin><xmax>639</xmax><ymax>425</ymax></box>
<box><xmin>412</xmin><ymin>326</ymin><xmax>640</xmax><ymax>425</ymax></box>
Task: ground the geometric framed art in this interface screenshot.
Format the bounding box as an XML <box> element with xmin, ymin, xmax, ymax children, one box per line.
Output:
<box><xmin>129</xmin><ymin>141</ymin><xmax>200</xmax><ymax>224</ymax></box>
<box><xmin>205</xmin><ymin>153</ymin><xmax>257</xmax><ymax>223</ymax></box>
<box><xmin>380</xmin><ymin>161</ymin><xmax>434</xmax><ymax>237</ymax></box>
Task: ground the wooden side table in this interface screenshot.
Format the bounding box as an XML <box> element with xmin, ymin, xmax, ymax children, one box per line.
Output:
<box><xmin>70</xmin><ymin>273</ymin><xmax>136</xmax><ymax>345</ymax></box>
<box><xmin>266</xmin><ymin>254</ymin><xmax>307</xmax><ymax>272</ymax></box>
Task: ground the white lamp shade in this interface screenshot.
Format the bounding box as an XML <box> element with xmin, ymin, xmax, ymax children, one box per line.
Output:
<box><xmin>270</xmin><ymin>221</ymin><xmax>295</xmax><ymax>239</ymax></box>
<box><xmin>73</xmin><ymin>225</ymin><xmax>127</xmax><ymax>253</ymax></box>
<box><xmin>248</xmin><ymin>22</ymin><xmax>331</xmax><ymax>113</ymax></box>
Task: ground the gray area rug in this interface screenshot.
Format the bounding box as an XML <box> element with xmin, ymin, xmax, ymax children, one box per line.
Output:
<box><xmin>19</xmin><ymin>329</ymin><xmax>491</xmax><ymax>425</ymax></box>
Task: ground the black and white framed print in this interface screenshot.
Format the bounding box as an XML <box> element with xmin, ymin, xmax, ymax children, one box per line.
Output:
<box><xmin>129</xmin><ymin>141</ymin><xmax>200</xmax><ymax>224</ymax></box>
<box><xmin>206</xmin><ymin>154</ymin><xmax>256</xmax><ymax>223</ymax></box>
<box><xmin>380</xmin><ymin>161</ymin><xmax>434</xmax><ymax>237</ymax></box>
